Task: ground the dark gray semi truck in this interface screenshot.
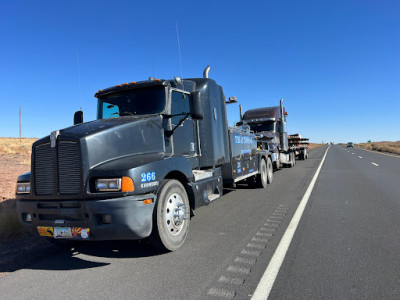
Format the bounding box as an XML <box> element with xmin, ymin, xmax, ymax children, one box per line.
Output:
<box><xmin>15</xmin><ymin>66</ymin><xmax>273</xmax><ymax>251</ymax></box>
<box><xmin>239</xmin><ymin>99</ymin><xmax>309</xmax><ymax>169</ymax></box>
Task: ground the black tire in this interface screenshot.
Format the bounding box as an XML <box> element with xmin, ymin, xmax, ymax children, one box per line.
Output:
<box><xmin>300</xmin><ymin>150</ymin><xmax>305</xmax><ymax>160</ymax></box>
<box><xmin>288</xmin><ymin>152</ymin><xmax>295</xmax><ymax>168</ymax></box>
<box><xmin>275</xmin><ymin>154</ymin><xmax>281</xmax><ymax>170</ymax></box>
<box><xmin>266</xmin><ymin>157</ymin><xmax>273</xmax><ymax>184</ymax></box>
<box><xmin>149</xmin><ymin>179</ymin><xmax>190</xmax><ymax>252</ymax></box>
<box><xmin>256</xmin><ymin>158</ymin><xmax>269</xmax><ymax>188</ymax></box>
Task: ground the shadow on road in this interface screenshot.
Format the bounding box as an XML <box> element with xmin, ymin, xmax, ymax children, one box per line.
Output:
<box><xmin>0</xmin><ymin>237</ymin><xmax>169</xmax><ymax>274</ymax></box>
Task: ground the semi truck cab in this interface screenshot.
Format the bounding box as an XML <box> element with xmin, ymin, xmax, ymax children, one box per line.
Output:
<box><xmin>16</xmin><ymin>66</ymin><xmax>273</xmax><ymax>251</ymax></box>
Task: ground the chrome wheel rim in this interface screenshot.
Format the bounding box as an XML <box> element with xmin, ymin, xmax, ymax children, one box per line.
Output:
<box><xmin>165</xmin><ymin>192</ymin><xmax>186</xmax><ymax>236</ymax></box>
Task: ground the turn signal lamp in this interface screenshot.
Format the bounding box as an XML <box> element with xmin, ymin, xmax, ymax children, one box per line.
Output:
<box><xmin>121</xmin><ymin>177</ymin><xmax>135</xmax><ymax>192</ymax></box>
<box><xmin>95</xmin><ymin>177</ymin><xmax>134</xmax><ymax>192</ymax></box>
<box><xmin>143</xmin><ymin>199</ymin><xmax>153</xmax><ymax>205</ymax></box>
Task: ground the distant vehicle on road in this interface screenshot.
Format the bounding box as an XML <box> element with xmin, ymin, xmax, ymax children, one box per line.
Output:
<box><xmin>347</xmin><ymin>142</ymin><xmax>354</xmax><ymax>148</ymax></box>
<box><xmin>238</xmin><ymin>99</ymin><xmax>309</xmax><ymax>169</ymax></box>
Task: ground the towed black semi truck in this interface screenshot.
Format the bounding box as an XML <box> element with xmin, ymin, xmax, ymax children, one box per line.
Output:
<box><xmin>239</xmin><ymin>99</ymin><xmax>309</xmax><ymax>169</ymax></box>
<box><xmin>15</xmin><ymin>66</ymin><xmax>273</xmax><ymax>251</ymax></box>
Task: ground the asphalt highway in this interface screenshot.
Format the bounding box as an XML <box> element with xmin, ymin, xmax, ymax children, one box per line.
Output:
<box><xmin>1</xmin><ymin>145</ymin><xmax>399</xmax><ymax>299</ymax></box>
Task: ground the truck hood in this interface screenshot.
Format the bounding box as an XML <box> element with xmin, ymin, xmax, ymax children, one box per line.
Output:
<box><xmin>81</xmin><ymin>116</ymin><xmax>165</xmax><ymax>169</ymax></box>
<box><xmin>48</xmin><ymin>115</ymin><xmax>166</xmax><ymax>170</ymax></box>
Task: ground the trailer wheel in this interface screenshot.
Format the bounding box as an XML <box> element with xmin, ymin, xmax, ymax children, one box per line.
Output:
<box><xmin>305</xmin><ymin>149</ymin><xmax>308</xmax><ymax>159</ymax></box>
<box><xmin>150</xmin><ymin>179</ymin><xmax>190</xmax><ymax>252</ymax></box>
<box><xmin>275</xmin><ymin>154</ymin><xmax>282</xmax><ymax>169</ymax></box>
<box><xmin>266</xmin><ymin>157</ymin><xmax>273</xmax><ymax>184</ymax></box>
<box><xmin>257</xmin><ymin>158</ymin><xmax>272</xmax><ymax>188</ymax></box>
<box><xmin>289</xmin><ymin>152</ymin><xmax>295</xmax><ymax>168</ymax></box>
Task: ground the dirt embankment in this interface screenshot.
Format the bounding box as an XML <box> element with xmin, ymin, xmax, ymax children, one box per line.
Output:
<box><xmin>308</xmin><ymin>143</ymin><xmax>325</xmax><ymax>150</ymax></box>
<box><xmin>356</xmin><ymin>141</ymin><xmax>400</xmax><ymax>155</ymax></box>
<box><xmin>0</xmin><ymin>138</ymin><xmax>35</xmax><ymax>201</ymax></box>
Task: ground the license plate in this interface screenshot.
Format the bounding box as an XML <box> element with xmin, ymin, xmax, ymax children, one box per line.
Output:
<box><xmin>37</xmin><ymin>226</ymin><xmax>90</xmax><ymax>240</ymax></box>
<box><xmin>54</xmin><ymin>227</ymin><xmax>73</xmax><ymax>238</ymax></box>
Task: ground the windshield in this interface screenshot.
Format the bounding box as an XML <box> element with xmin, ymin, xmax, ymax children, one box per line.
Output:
<box><xmin>97</xmin><ymin>87</ymin><xmax>166</xmax><ymax>119</ymax></box>
<box><xmin>248</xmin><ymin>121</ymin><xmax>276</xmax><ymax>133</ymax></box>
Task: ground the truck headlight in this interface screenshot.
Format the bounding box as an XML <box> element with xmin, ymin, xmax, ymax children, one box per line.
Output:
<box><xmin>95</xmin><ymin>177</ymin><xmax>134</xmax><ymax>192</ymax></box>
<box><xmin>16</xmin><ymin>182</ymin><xmax>31</xmax><ymax>194</ymax></box>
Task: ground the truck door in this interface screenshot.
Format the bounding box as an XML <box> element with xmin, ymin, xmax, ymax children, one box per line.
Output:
<box><xmin>170</xmin><ymin>91</ymin><xmax>198</xmax><ymax>162</ymax></box>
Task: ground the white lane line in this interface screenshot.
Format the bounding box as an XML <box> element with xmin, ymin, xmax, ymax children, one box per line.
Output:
<box><xmin>352</xmin><ymin>153</ymin><xmax>355</xmax><ymax>155</ymax></box>
<box><xmin>251</xmin><ymin>146</ymin><xmax>330</xmax><ymax>300</ymax></box>
<box><xmin>371</xmin><ymin>162</ymin><xmax>379</xmax><ymax>166</ymax></box>
<box><xmin>358</xmin><ymin>156</ymin><xmax>363</xmax><ymax>159</ymax></box>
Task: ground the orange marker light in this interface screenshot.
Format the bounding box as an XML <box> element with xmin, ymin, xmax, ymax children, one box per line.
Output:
<box><xmin>121</xmin><ymin>177</ymin><xmax>134</xmax><ymax>192</ymax></box>
<box><xmin>130</xmin><ymin>82</ymin><xmax>136</xmax><ymax>84</ymax></box>
<box><xmin>116</xmin><ymin>84</ymin><xmax>122</xmax><ymax>87</ymax></box>
<box><xmin>155</xmin><ymin>79</ymin><xmax>161</xmax><ymax>82</ymax></box>
<box><xmin>98</xmin><ymin>90</ymin><xmax>103</xmax><ymax>93</ymax></box>
<box><xmin>123</xmin><ymin>83</ymin><xmax>128</xmax><ymax>86</ymax></box>
<box><xmin>143</xmin><ymin>199</ymin><xmax>153</xmax><ymax>205</ymax></box>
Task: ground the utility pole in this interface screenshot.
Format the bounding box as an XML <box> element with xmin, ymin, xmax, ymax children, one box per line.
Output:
<box><xmin>19</xmin><ymin>106</ymin><xmax>22</xmax><ymax>143</ymax></box>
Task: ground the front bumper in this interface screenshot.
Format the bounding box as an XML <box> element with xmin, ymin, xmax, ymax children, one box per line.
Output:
<box><xmin>16</xmin><ymin>194</ymin><xmax>156</xmax><ymax>241</ymax></box>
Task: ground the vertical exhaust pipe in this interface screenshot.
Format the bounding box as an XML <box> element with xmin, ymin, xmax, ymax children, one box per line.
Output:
<box><xmin>280</xmin><ymin>98</ymin><xmax>284</xmax><ymax>120</ymax></box>
<box><xmin>203</xmin><ymin>65</ymin><xmax>210</xmax><ymax>78</ymax></box>
<box><xmin>239</xmin><ymin>105</ymin><xmax>243</xmax><ymax>121</ymax></box>
<box><xmin>279</xmin><ymin>98</ymin><xmax>287</xmax><ymax>151</ymax></box>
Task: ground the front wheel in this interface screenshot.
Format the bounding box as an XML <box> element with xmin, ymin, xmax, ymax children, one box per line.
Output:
<box><xmin>150</xmin><ymin>180</ymin><xmax>190</xmax><ymax>252</ymax></box>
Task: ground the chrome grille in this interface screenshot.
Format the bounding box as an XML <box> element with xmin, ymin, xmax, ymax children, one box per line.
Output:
<box><xmin>58</xmin><ymin>141</ymin><xmax>81</xmax><ymax>195</ymax></box>
<box><xmin>34</xmin><ymin>143</ymin><xmax>54</xmax><ymax>195</ymax></box>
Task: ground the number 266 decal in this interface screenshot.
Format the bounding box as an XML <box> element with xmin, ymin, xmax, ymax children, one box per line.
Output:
<box><xmin>141</xmin><ymin>172</ymin><xmax>156</xmax><ymax>182</ymax></box>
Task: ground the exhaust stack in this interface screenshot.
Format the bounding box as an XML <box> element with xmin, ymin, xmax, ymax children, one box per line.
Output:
<box><xmin>280</xmin><ymin>98</ymin><xmax>284</xmax><ymax>120</ymax></box>
<box><xmin>203</xmin><ymin>65</ymin><xmax>210</xmax><ymax>78</ymax></box>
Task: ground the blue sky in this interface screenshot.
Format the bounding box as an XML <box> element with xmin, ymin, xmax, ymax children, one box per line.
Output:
<box><xmin>0</xmin><ymin>0</ymin><xmax>399</xmax><ymax>143</ymax></box>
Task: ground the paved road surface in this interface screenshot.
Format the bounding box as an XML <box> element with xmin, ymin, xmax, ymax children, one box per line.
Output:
<box><xmin>270</xmin><ymin>145</ymin><xmax>400</xmax><ymax>299</ymax></box>
<box><xmin>1</xmin><ymin>145</ymin><xmax>399</xmax><ymax>299</ymax></box>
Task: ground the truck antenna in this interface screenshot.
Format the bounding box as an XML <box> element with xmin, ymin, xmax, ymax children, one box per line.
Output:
<box><xmin>176</xmin><ymin>22</ymin><xmax>184</xmax><ymax>82</ymax></box>
<box><xmin>76</xmin><ymin>50</ymin><xmax>83</xmax><ymax>111</ymax></box>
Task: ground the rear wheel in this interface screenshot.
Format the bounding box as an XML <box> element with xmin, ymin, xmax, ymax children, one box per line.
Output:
<box><xmin>300</xmin><ymin>150</ymin><xmax>305</xmax><ymax>160</ymax></box>
<box><xmin>275</xmin><ymin>154</ymin><xmax>281</xmax><ymax>169</ymax></box>
<box><xmin>288</xmin><ymin>152</ymin><xmax>295</xmax><ymax>168</ymax></box>
<box><xmin>150</xmin><ymin>180</ymin><xmax>190</xmax><ymax>252</ymax></box>
<box><xmin>257</xmin><ymin>157</ymin><xmax>272</xmax><ymax>188</ymax></box>
<box><xmin>266</xmin><ymin>157</ymin><xmax>273</xmax><ymax>184</ymax></box>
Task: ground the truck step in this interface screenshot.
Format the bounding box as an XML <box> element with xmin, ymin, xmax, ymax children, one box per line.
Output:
<box><xmin>208</xmin><ymin>193</ymin><xmax>220</xmax><ymax>202</ymax></box>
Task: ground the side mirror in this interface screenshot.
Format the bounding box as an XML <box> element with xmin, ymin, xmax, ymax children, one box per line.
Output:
<box><xmin>189</xmin><ymin>91</ymin><xmax>203</xmax><ymax>120</ymax></box>
<box><xmin>74</xmin><ymin>111</ymin><xmax>83</xmax><ymax>125</ymax></box>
